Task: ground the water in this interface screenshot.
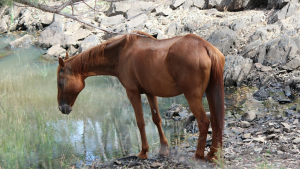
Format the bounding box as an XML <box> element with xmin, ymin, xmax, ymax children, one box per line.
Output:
<box><xmin>0</xmin><ymin>34</ymin><xmax>190</xmax><ymax>168</ymax></box>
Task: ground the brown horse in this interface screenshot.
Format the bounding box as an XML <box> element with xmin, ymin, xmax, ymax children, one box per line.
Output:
<box><xmin>57</xmin><ymin>31</ymin><xmax>225</xmax><ymax>162</ymax></box>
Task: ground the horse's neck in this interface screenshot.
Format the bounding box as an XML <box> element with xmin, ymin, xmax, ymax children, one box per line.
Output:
<box><xmin>83</xmin><ymin>41</ymin><xmax>123</xmax><ymax>78</ymax></box>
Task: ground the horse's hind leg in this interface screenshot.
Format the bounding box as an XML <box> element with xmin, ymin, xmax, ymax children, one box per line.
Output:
<box><xmin>146</xmin><ymin>94</ymin><xmax>169</xmax><ymax>157</ymax></box>
<box><xmin>184</xmin><ymin>89</ymin><xmax>209</xmax><ymax>161</ymax></box>
<box><xmin>126</xmin><ymin>90</ymin><xmax>149</xmax><ymax>159</ymax></box>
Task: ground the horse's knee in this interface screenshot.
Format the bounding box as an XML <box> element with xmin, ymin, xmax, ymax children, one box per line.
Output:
<box><xmin>152</xmin><ymin>116</ymin><xmax>161</xmax><ymax>126</ymax></box>
<box><xmin>137</xmin><ymin>121</ymin><xmax>145</xmax><ymax>129</ymax></box>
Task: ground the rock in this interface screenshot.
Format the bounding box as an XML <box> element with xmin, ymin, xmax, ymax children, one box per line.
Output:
<box><xmin>64</xmin><ymin>21</ymin><xmax>81</xmax><ymax>34</ymax></box>
<box><xmin>101</xmin><ymin>15</ymin><xmax>124</xmax><ymax>28</ymax></box>
<box><xmin>166</xmin><ymin>22</ymin><xmax>180</xmax><ymax>37</ymax></box>
<box><xmin>228</xmin><ymin>121</ymin><xmax>236</xmax><ymax>127</ymax></box>
<box><xmin>243</xmin><ymin>133</ymin><xmax>251</xmax><ymax>139</ymax></box>
<box><xmin>284</xmin><ymin>109</ymin><xmax>295</xmax><ymax>117</ymax></box>
<box><xmin>156</xmin><ymin>7</ymin><xmax>173</xmax><ymax>16</ymax></box>
<box><xmin>0</xmin><ymin>17</ymin><xmax>8</xmax><ymax>33</ymax></box>
<box><xmin>240</xmin><ymin>121</ymin><xmax>250</xmax><ymax>128</ymax></box>
<box><xmin>253</xmin><ymin>136</ymin><xmax>265</xmax><ymax>143</ymax></box>
<box><xmin>150</xmin><ymin>162</ymin><xmax>163</xmax><ymax>168</ymax></box>
<box><xmin>171</xmin><ymin>0</ymin><xmax>186</xmax><ymax>9</ymax></box>
<box><xmin>73</xmin><ymin>28</ymin><xmax>92</xmax><ymax>41</ymax></box>
<box><xmin>127</xmin><ymin>14</ymin><xmax>148</xmax><ymax>30</ymax></box>
<box><xmin>223</xmin><ymin>55</ymin><xmax>252</xmax><ymax>86</ymax></box>
<box><xmin>145</xmin><ymin>29</ymin><xmax>167</xmax><ymax>39</ymax></box>
<box><xmin>242</xmin><ymin>111</ymin><xmax>257</xmax><ymax>122</ymax></box>
<box><xmin>106</xmin><ymin>1</ymin><xmax>131</xmax><ymax>16</ymax></box>
<box><xmin>253</xmin><ymin>88</ymin><xmax>270</xmax><ymax>101</ymax></box>
<box><xmin>37</xmin><ymin>21</ymin><xmax>76</xmax><ymax>48</ymax></box>
<box><xmin>281</xmin><ymin>122</ymin><xmax>291</xmax><ymax>132</ymax></box>
<box><xmin>125</xmin><ymin>1</ymin><xmax>153</xmax><ymax>18</ymax></box>
<box><xmin>293</xmin><ymin>119</ymin><xmax>299</xmax><ymax>125</ymax></box>
<box><xmin>254</xmin><ymin>147</ymin><xmax>263</xmax><ymax>153</ymax></box>
<box><xmin>266</xmin><ymin>134</ymin><xmax>276</xmax><ymax>140</ymax></box>
<box><xmin>7</xmin><ymin>34</ymin><xmax>33</xmax><ymax>49</ymax></box>
<box><xmin>41</xmin><ymin>44</ymin><xmax>66</xmax><ymax>61</ymax></box>
<box><xmin>248</xmin><ymin>28</ymin><xmax>268</xmax><ymax>43</ymax></box>
<box><xmin>78</xmin><ymin>35</ymin><xmax>101</xmax><ymax>53</ymax></box>
<box><xmin>268</xmin><ymin>2</ymin><xmax>300</xmax><ymax>24</ymax></box>
<box><xmin>267</xmin><ymin>0</ymin><xmax>299</xmax><ymax>9</ymax></box>
<box><xmin>230</xmin><ymin>19</ymin><xmax>247</xmax><ymax>31</ymax></box>
<box><xmin>207</xmin><ymin>27</ymin><xmax>238</xmax><ymax>55</ymax></box>
<box><xmin>67</xmin><ymin>45</ymin><xmax>77</xmax><ymax>57</ymax></box>
<box><xmin>40</xmin><ymin>12</ymin><xmax>53</xmax><ymax>25</ymax></box>
<box><xmin>282</xmin><ymin>56</ymin><xmax>300</xmax><ymax>71</ymax></box>
<box><xmin>193</xmin><ymin>0</ymin><xmax>206</xmax><ymax>9</ymax></box>
<box><xmin>278</xmin><ymin>99</ymin><xmax>293</xmax><ymax>104</ymax></box>
<box><xmin>114</xmin><ymin>160</ymin><xmax>122</xmax><ymax>165</ymax></box>
<box><xmin>293</xmin><ymin>138</ymin><xmax>300</xmax><ymax>144</ymax></box>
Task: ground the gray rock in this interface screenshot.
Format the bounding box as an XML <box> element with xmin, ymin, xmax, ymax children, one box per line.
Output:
<box><xmin>242</xmin><ymin>111</ymin><xmax>257</xmax><ymax>122</ymax></box>
<box><xmin>207</xmin><ymin>27</ymin><xmax>238</xmax><ymax>55</ymax></box>
<box><xmin>156</xmin><ymin>7</ymin><xmax>172</xmax><ymax>16</ymax></box>
<box><xmin>268</xmin><ymin>2</ymin><xmax>300</xmax><ymax>24</ymax></box>
<box><xmin>0</xmin><ymin>18</ymin><xmax>8</xmax><ymax>34</ymax></box>
<box><xmin>266</xmin><ymin>134</ymin><xmax>276</xmax><ymax>140</ymax></box>
<box><xmin>127</xmin><ymin>14</ymin><xmax>148</xmax><ymax>30</ymax></box>
<box><xmin>228</xmin><ymin>121</ymin><xmax>236</xmax><ymax>127</ymax></box>
<box><xmin>73</xmin><ymin>28</ymin><xmax>92</xmax><ymax>41</ymax></box>
<box><xmin>42</xmin><ymin>44</ymin><xmax>66</xmax><ymax>61</ymax></box>
<box><xmin>223</xmin><ymin>55</ymin><xmax>253</xmax><ymax>86</ymax></box>
<box><xmin>193</xmin><ymin>0</ymin><xmax>206</xmax><ymax>8</ymax></box>
<box><xmin>125</xmin><ymin>1</ymin><xmax>153</xmax><ymax>18</ymax></box>
<box><xmin>171</xmin><ymin>0</ymin><xmax>186</xmax><ymax>9</ymax></box>
<box><xmin>293</xmin><ymin>119</ymin><xmax>299</xmax><ymax>125</ymax></box>
<box><xmin>37</xmin><ymin>21</ymin><xmax>76</xmax><ymax>48</ymax></box>
<box><xmin>230</xmin><ymin>19</ymin><xmax>248</xmax><ymax>31</ymax></box>
<box><xmin>64</xmin><ymin>21</ymin><xmax>81</xmax><ymax>34</ymax></box>
<box><xmin>281</xmin><ymin>122</ymin><xmax>291</xmax><ymax>132</ymax></box>
<box><xmin>151</xmin><ymin>162</ymin><xmax>163</xmax><ymax>168</ymax></box>
<box><xmin>248</xmin><ymin>28</ymin><xmax>268</xmax><ymax>43</ymax></box>
<box><xmin>240</xmin><ymin>121</ymin><xmax>250</xmax><ymax>128</ymax></box>
<box><xmin>166</xmin><ymin>22</ymin><xmax>180</xmax><ymax>37</ymax></box>
<box><xmin>243</xmin><ymin>133</ymin><xmax>251</xmax><ymax>139</ymax></box>
<box><xmin>282</xmin><ymin>56</ymin><xmax>300</xmax><ymax>71</ymax></box>
<box><xmin>293</xmin><ymin>137</ymin><xmax>300</xmax><ymax>144</ymax></box>
<box><xmin>67</xmin><ymin>45</ymin><xmax>77</xmax><ymax>57</ymax></box>
<box><xmin>145</xmin><ymin>29</ymin><xmax>167</xmax><ymax>39</ymax></box>
<box><xmin>78</xmin><ymin>35</ymin><xmax>101</xmax><ymax>53</ymax></box>
<box><xmin>107</xmin><ymin>1</ymin><xmax>131</xmax><ymax>16</ymax></box>
<box><xmin>7</xmin><ymin>34</ymin><xmax>33</xmax><ymax>49</ymax></box>
<box><xmin>267</xmin><ymin>0</ymin><xmax>299</xmax><ymax>9</ymax></box>
<box><xmin>40</xmin><ymin>12</ymin><xmax>53</xmax><ymax>25</ymax></box>
<box><xmin>253</xmin><ymin>136</ymin><xmax>265</xmax><ymax>143</ymax></box>
<box><xmin>101</xmin><ymin>15</ymin><xmax>124</xmax><ymax>28</ymax></box>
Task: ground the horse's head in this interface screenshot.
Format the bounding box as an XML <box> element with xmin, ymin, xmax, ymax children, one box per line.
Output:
<box><xmin>57</xmin><ymin>53</ymin><xmax>85</xmax><ymax>115</ymax></box>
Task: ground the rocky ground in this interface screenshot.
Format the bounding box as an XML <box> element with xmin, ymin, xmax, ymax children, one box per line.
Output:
<box><xmin>1</xmin><ymin>0</ymin><xmax>300</xmax><ymax>168</ymax></box>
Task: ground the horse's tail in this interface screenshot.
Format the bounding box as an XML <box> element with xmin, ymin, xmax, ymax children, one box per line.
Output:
<box><xmin>205</xmin><ymin>44</ymin><xmax>225</xmax><ymax>147</ymax></box>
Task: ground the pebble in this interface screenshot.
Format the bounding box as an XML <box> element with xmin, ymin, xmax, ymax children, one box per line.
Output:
<box><xmin>292</xmin><ymin>138</ymin><xmax>300</xmax><ymax>144</ymax></box>
<box><xmin>240</xmin><ymin>121</ymin><xmax>250</xmax><ymax>128</ymax></box>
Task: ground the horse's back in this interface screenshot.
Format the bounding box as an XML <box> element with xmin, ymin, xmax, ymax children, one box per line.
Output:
<box><xmin>118</xmin><ymin>34</ymin><xmax>213</xmax><ymax>96</ymax></box>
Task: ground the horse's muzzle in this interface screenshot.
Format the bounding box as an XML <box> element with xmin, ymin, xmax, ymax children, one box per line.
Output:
<box><xmin>59</xmin><ymin>104</ymin><xmax>72</xmax><ymax>114</ymax></box>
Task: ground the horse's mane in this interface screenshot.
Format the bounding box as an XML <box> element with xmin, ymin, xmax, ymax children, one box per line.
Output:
<box><xmin>64</xmin><ymin>31</ymin><xmax>156</xmax><ymax>74</ymax></box>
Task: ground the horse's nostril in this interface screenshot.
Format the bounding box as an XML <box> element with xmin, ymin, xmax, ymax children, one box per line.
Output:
<box><xmin>58</xmin><ymin>106</ymin><xmax>62</xmax><ymax>111</ymax></box>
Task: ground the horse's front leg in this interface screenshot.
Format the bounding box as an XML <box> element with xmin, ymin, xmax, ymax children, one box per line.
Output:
<box><xmin>146</xmin><ymin>94</ymin><xmax>169</xmax><ymax>157</ymax></box>
<box><xmin>126</xmin><ymin>90</ymin><xmax>149</xmax><ymax>159</ymax></box>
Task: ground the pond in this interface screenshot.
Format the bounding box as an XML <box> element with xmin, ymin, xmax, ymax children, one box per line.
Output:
<box><xmin>1</xmin><ymin>33</ymin><xmax>297</xmax><ymax>169</ymax></box>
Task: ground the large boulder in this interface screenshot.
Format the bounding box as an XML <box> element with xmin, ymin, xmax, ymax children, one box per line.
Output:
<box><xmin>7</xmin><ymin>35</ymin><xmax>33</xmax><ymax>49</ymax></box>
<box><xmin>41</xmin><ymin>44</ymin><xmax>66</xmax><ymax>61</ymax></box>
<box><xmin>224</xmin><ymin>55</ymin><xmax>253</xmax><ymax>86</ymax></box>
<box><xmin>78</xmin><ymin>35</ymin><xmax>101</xmax><ymax>53</ymax></box>
<box><xmin>0</xmin><ymin>17</ymin><xmax>8</xmax><ymax>34</ymax></box>
<box><xmin>106</xmin><ymin>1</ymin><xmax>131</xmax><ymax>16</ymax></box>
<box><xmin>125</xmin><ymin>1</ymin><xmax>153</xmax><ymax>18</ymax></box>
<box><xmin>207</xmin><ymin>27</ymin><xmax>239</xmax><ymax>55</ymax></box>
<box><xmin>268</xmin><ymin>2</ymin><xmax>300</xmax><ymax>24</ymax></box>
<box><xmin>101</xmin><ymin>15</ymin><xmax>124</xmax><ymax>28</ymax></box>
<box><xmin>72</xmin><ymin>28</ymin><xmax>92</xmax><ymax>41</ymax></box>
<box><xmin>37</xmin><ymin>21</ymin><xmax>76</xmax><ymax>48</ymax></box>
<box><xmin>126</xmin><ymin>14</ymin><xmax>148</xmax><ymax>31</ymax></box>
<box><xmin>267</xmin><ymin>0</ymin><xmax>298</xmax><ymax>9</ymax></box>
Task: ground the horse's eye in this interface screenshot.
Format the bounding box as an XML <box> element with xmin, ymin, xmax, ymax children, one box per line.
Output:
<box><xmin>58</xmin><ymin>81</ymin><xmax>64</xmax><ymax>88</ymax></box>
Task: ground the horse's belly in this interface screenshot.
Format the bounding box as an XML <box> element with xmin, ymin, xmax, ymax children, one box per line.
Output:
<box><xmin>141</xmin><ymin>80</ymin><xmax>183</xmax><ymax>97</ymax></box>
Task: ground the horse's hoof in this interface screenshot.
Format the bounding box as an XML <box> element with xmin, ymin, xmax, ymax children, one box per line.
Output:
<box><xmin>159</xmin><ymin>145</ymin><xmax>169</xmax><ymax>157</ymax></box>
<box><xmin>206</xmin><ymin>152</ymin><xmax>217</xmax><ymax>162</ymax></box>
<box><xmin>191</xmin><ymin>155</ymin><xmax>206</xmax><ymax>162</ymax></box>
<box><xmin>138</xmin><ymin>152</ymin><xmax>148</xmax><ymax>160</ymax></box>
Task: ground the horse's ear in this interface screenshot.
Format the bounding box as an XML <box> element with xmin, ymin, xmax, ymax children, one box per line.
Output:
<box><xmin>59</xmin><ymin>57</ymin><xmax>65</xmax><ymax>68</ymax></box>
<box><xmin>65</xmin><ymin>51</ymin><xmax>69</xmax><ymax>60</ymax></box>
